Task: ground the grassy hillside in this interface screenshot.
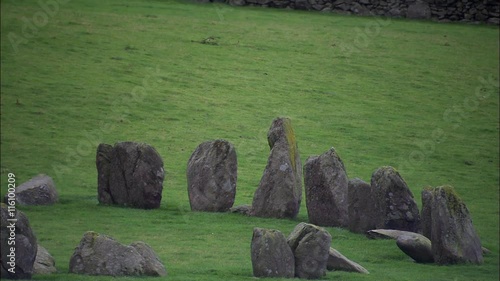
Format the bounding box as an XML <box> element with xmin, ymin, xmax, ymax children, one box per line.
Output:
<box><xmin>1</xmin><ymin>0</ymin><xmax>498</xmax><ymax>280</ymax></box>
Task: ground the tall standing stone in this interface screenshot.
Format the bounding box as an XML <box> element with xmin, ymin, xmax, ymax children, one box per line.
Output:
<box><xmin>96</xmin><ymin>142</ymin><xmax>165</xmax><ymax>209</ymax></box>
<box><xmin>187</xmin><ymin>140</ymin><xmax>237</xmax><ymax>212</ymax></box>
<box><xmin>421</xmin><ymin>186</ymin><xmax>483</xmax><ymax>264</ymax></box>
<box><xmin>1</xmin><ymin>203</ymin><xmax>38</xmax><ymax>280</ymax></box>
<box><xmin>371</xmin><ymin>166</ymin><xmax>421</xmax><ymax>233</ymax></box>
<box><xmin>348</xmin><ymin>178</ymin><xmax>376</xmax><ymax>233</ymax></box>
<box><xmin>251</xmin><ymin>228</ymin><xmax>295</xmax><ymax>278</ymax></box>
<box><xmin>304</xmin><ymin>147</ymin><xmax>348</xmax><ymax>227</ymax></box>
<box><xmin>251</xmin><ymin>117</ymin><xmax>302</xmax><ymax>219</ymax></box>
<box><xmin>287</xmin><ymin>223</ymin><xmax>331</xmax><ymax>279</ymax></box>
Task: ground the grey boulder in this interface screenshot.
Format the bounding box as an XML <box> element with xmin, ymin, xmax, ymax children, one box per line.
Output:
<box><xmin>187</xmin><ymin>139</ymin><xmax>237</xmax><ymax>212</ymax></box>
<box><xmin>97</xmin><ymin>142</ymin><xmax>165</xmax><ymax>209</ymax></box>
<box><xmin>304</xmin><ymin>147</ymin><xmax>349</xmax><ymax>227</ymax></box>
<box><xmin>371</xmin><ymin>166</ymin><xmax>421</xmax><ymax>232</ymax></box>
<box><xmin>288</xmin><ymin>223</ymin><xmax>331</xmax><ymax>279</ymax></box>
<box><xmin>69</xmin><ymin>231</ymin><xmax>167</xmax><ymax>276</ymax></box>
<box><xmin>396</xmin><ymin>234</ymin><xmax>434</xmax><ymax>263</ymax></box>
<box><xmin>327</xmin><ymin>247</ymin><xmax>369</xmax><ymax>274</ymax></box>
<box><xmin>348</xmin><ymin>178</ymin><xmax>376</xmax><ymax>233</ymax></box>
<box><xmin>251</xmin><ymin>228</ymin><xmax>294</xmax><ymax>278</ymax></box>
<box><xmin>34</xmin><ymin>245</ymin><xmax>56</xmax><ymax>274</ymax></box>
<box><xmin>4</xmin><ymin>174</ymin><xmax>58</xmax><ymax>206</ymax></box>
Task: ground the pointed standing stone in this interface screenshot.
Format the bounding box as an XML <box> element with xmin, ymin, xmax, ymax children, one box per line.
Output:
<box><xmin>304</xmin><ymin>147</ymin><xmax>349</xmax><ymax>227</ymax></box>
<box><xmin>251</xmin><ymin>117</ymin><xmax>302</xmax><ymax>219</ymax></box>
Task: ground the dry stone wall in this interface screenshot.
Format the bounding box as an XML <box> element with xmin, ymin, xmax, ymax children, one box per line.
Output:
<box><xmin>226</xmin><ymin>0</ymin><xmax>500</xmax><ymax>24</ymax></box>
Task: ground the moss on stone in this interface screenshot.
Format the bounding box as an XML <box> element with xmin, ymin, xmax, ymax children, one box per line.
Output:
<box><xmin>436</xmin><ymin>185</ymin><xmax>464</xmax><ymax>214</ymax></box>
<box><xmin>283</xmin><ymin>118</ymin><xmax>298</xmax><ymax>169</ymax></box>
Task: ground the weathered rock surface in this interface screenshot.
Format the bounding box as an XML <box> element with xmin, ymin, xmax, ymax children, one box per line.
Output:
<box><xmin>396</xmin><ymin>234</ymin><xmax>434</xmax><ymax>263</ymax></box>
<box><xmin>69</xmin><ymin>231</ymin><xmax>167</xmax><ymax>276</ymax></box>
<box><xmin>187</xmin><ymin>139</ymin><xmax>237</xmax><ymax>212</ymax></box>
<box><xmin>229</xmin><ymin>205</ymin><xmax>252</xmax><ymax>216</ymax></box>
<box><xmin>96</xmin><ymin>142</ymin><xmax>165</xmax><ymax>209</ymax></box>
<box><xmin>327</xmin><ymin>248</ymin><xmax>369</xmax><ymax>274</ymax></box>
<box><xmin>371</xmin><ymin>166</ymin><xmax>421</xmax><ymax>232</ymax></box>
<box><xmin>366</xmin><ymin>229</ymin><xmax>420</xmax><ymax>240</ymax></box>
<box><xmin>251</xmin><ymin>228</ymin><xmax>294</xmax><ymax>278</ymax></box>
<box><xmin>287</xmin><ymin>223</ymin><xmax>331</xmax><ymax>279</ymax></box>
<box><xmin>1</xmin><ymin>203</ymin><xmax>38</xmax><ymax>280</ymax></box>
<box><xmin>304</xmin><ymin>147</ymin><xmax>348</xmax><ymax>227</ymax></box>
<box><xmin>4</xmin><ymin>174</ymin><xmax>58</xmax><ymax>206</ymax></box>
<box><xmin>34</xmin><ymin>245</ymin><xmax>57</xmax><ymax>274</ymax></box>
<box><xmin>421</xmin><ymin>186</ymin><xmax>483</xmax><ymax>264</ymax></box>
<box><xmin>252</xmin><ymin>117</ymin><xmax>302</xmax><ymax>219</ymax></box>
<box><xmin>367</xmin><ymin>229</ymin><xmax>433</xmax><ymax>263</ymax></box>
<box><xmin>348</xmin><ymin>178</ymin><xmax>375</xmax><ymax>233</ymax></box>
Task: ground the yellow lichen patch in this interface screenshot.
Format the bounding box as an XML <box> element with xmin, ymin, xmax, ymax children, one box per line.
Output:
<box><xmin>283</xmin><ymin>118</ymin><xmax>298</xmax><ymax>169</ymax></box>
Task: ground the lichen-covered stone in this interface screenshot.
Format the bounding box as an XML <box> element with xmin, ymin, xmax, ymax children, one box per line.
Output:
<box><xmin>304</xmin><ymin>147</ymin><xmax>348</xmax><ymax>227</ymax></box>
<box><xmin>287</xmin><ymin>223</ymin><xmax>331</xmax><ymax>279</ymax></box>
<box><xmin>69</xmin><ymin>231</ymin><xmax>167</xmax><ymax>276</ymax></box>
<box><xmin>251</xmin><ymin>228</ymin><xmax>294</xmax><ymax>278</ymax></box>
<box><xmin>187</xmin><ymin>139</ymin><xmax>237</xmax><ymax>212</ymax></box>
<box><xmin>422</xmin><ymin>186</ymin><xmax>483</xmax><ymax>264</ymax></box>
<box><xmin>371</xmin><ymin>166</ymin><xmax>421</xmax><ymax>232</ymax></box>
<box><xmin>252</xmin><ymin>117</ymin><xmax>302</xmax><ymax>219</ymax></box>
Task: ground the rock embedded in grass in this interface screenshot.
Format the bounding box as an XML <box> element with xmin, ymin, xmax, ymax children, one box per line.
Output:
<box><xmin>287</xmin><ymin>222</ymin><xmax>331</xmax><ymax>279</ymax></box>
<box><xmin>396</xmin><ymin>234</ymin><xmax>434</xmax><ymax>263</ymax></box>
<box><xmin>187</xmin><ymin>139</ymin><xmax>237</xmax><ymax>212</ymax></box>
<box><xmin>96</xmin><ymin>142</ymin><xmax>165</xmax><ymax>209</ymax></box>
<box><xmin>4</xmin><ymin>174</ymin><xmax>58</xmax><ymax>206</ymax></box>
<box><xmin>252</xmin><ymin>117</ymin><xmax>302</xmax><ymax>219</ymax></box>
<box><xmin>421</xmin><ymin>185</ymin><xmax>483</xmax><ymax>264</ymax></box>
<box><xmin>304</xmin><ymin>147</ymin><xmax>349</xmax><ymax>227</ymax></box>
<box><xmin>1</xmin><ymin>203</ymin><xmax>38</xmax><ymax>280</ymax></box>
<box><xmin>34</xmin><ymin>245</ymin><xmax>57</xmax><ymax>274</ymax></box>
<box><xmin>370</xmin><ymin>166</ymin><xmax>421</xmax><ymax>233</ymax></box>
<box><xmin>251</xmin><ymin>228</ymin><xmax>295</xmax><ymax>278</ymax></box>
<box><xmin>327</xmin><ymin>247</ymin><xmax>369</xmax><ymax>274</ymax></box>
<box><xmin>69</xmin><ymin>231</ymin><xmax>167</xmax><ymax>277</ymax></box>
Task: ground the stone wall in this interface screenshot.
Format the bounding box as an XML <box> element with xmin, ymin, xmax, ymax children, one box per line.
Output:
<box><xmin>226</xmin><ymin>0</ymin><xmax>500</xmax><ymax>24</ymax></box>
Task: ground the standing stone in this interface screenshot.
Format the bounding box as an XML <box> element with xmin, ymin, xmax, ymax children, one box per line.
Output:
<box><xmin>251</xmin><ymin>228</ymin><xmax>294</xmax><ymax>278</ymax></box>
<box><xmin>252</xmin><ymin>117</ymin><xmax>302</xmax><ymax>219</ymax></box>
<box><xmin>96</xmin><ymin>143</ymin><xmax>113</xmax><ymax>205</ymax></box>
<box><xmin>287</xmin><ymin>223</ymin><xmax>331</xmax><ymax>279</ymax></box>
<box><xmin>69</xmin><ymin>231</ymin><xmax>167</xmax><ymax>276</ymax></box>
<box><xmin>96</xmin><ymin>142</ymin><xmax>165</xmax><ymax>209</ymax></box>
<box><xmin>304</xmin><ymin>147</ymin><xmax>348</xmax><ymax>227</ymax></box>
<box><xmin>4</xmin><ymin>174</ymin><xmax>58</xmax><ymax>206</ymax></box>
<box><xmin>187</xmin><ymin>140</ymin><xmax>237</xmax><ymax>212</ymax></box>
<box><xmin>422</xmin><ymin>186</ymin><xmax>483</xmax><ymax>264</ymax></box>
<box><xmin>421</xmin><ymin>187</ymin><xmax>433</xmax><ymax>239</ymax></box>
<box><xmin>34</xmin><ymin>245</ymin><xmax>57</xmax><ymax>274</ymax></box>
<box><xmin>1</xmin><ymin>203</ymin><xmax>38</xmax><ymax>280</ymax></box>
<box><xmin>371</xmin><ymin>166</ymin><xmax>421</xmax><ymax>233</ymax></box>
<box><xmin>348</xmin><ymin>178</ymin><xmax>376</xmax><ymax>233</ymax></box>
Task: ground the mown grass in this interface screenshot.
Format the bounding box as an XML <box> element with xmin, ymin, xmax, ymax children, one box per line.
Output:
<box><xmin>0</xmin><ymin>0</ymin><xmax>498</xmax><ymax>280</ymax></box>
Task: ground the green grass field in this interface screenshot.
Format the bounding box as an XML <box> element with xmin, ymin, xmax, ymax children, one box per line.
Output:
<box><xmin>1</xmin><ymin>0</ymin><xmax>499</xmax><ymax>280</ymax></box>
